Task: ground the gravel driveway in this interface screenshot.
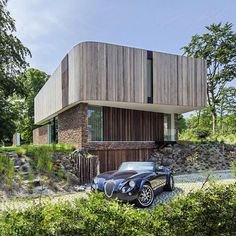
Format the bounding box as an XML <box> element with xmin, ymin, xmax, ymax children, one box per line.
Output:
<box><xmin>1</xmin><ymin>170</ymin><xmax>235</xmax><ymax>211</ymax></box>
<box><xmin>151</xmin><ymin>170</ymin><xmax>235</xmax><ymax>207</ymax></box>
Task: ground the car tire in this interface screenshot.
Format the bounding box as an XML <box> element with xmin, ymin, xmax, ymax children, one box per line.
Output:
<box><xmin>135</xmin><ymin>183</ymin><xmax>154</xmax><ymax>208</ymax></box>
<box><xmin>164</xmin><ymin>174</ymin><xmax>174</xmax><ymax>191</ymax></box>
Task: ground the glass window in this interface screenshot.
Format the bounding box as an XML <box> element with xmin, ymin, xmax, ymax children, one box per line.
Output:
<box><xmin>164</xmin><ymin>114</ymin><xmax>171</xmax><ymax>141</ymax></box>
<box><xmin>147</xmin><ymin>59</ymin><xmax>153</xmax><ymax>99</ymax></box>
<box><xmin>88</xmin><ymin>106</ymin><xmax>103</xmax><ymax>141</ymax></box>
<box><xmin>118</xmin><ymin>162</ymin><xmax>154</xmax><ymax>172</ymax></box>
<box><xmin>48</xmin><ymin>117</ymin><xmax>58</xmax><ymax>144</ymax></box>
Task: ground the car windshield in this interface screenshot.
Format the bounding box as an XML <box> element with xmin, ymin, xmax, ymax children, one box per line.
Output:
<box><xmin>118</xmin><ymin>162</ymin><xmax>154</xmax><ymax>172</ymax></box>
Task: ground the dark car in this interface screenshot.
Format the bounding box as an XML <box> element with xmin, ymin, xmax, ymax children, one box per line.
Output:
<box><xmin>91</xmin><ymin>161</ymin><xmax>174</xmax><ymax>208</ymax></box>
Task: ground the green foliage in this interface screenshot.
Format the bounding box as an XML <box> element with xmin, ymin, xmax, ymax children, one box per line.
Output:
<box><xmin>5</xmin><ymin>158</ymin><xmax>14</xmax><ymax>190</ymax></box>
<box><xmin>0</xmin><ymin>144</ymin><xmax>76</xmax><ymax>154</ymax></box>
<box><xmin>195</xmin><ymin>128</ymin><xmax>210</xmax><ymax>140</ymax></box>
<box><xmin>181</xmin><ymin>104</ymin><xmax>236</xmax><ymax>144</ymax></box>
<box><xmin>28</xmin><ymin>169</ymin><xmax>34</xmax><ymax>194</ymax></box>
<box><xmin>15</xmin><ymin>147</ymin><xmax>26</xmax><ymax>157</ymax></box>
<box><xmin>183</xmin><ymin>22</ymin><xmax>236</xmax><ymax>134</ymax></box>
<box><xmin>25</xmin><ymin>144</ymin><xmax>75</xmax><ymax>156</ymax></box>
<box><xmin>0</xmin><ymin>153</ymin><xmax>9</xmax><ymax>176</ymax></box>
<box><xmin>230</xmin><ymin>161</ymin><xmax>236</xmax><ymax>177</ymax></box>
<box><xmin>0</xmin><ymin>0</ymin><xmax>31</xmax><ymax>97</ymax></box>
<box><xmin>0</xmin><ymin>0</ymin><xmax>31</xmax><ymax>143</ymax></box>
<box><xmin>0</xmin><ymin>153</ymin><xmax>14</xmax><ymax>190</ymax></box>
<box><xmin>0</xmin><ymin>94</ymin><xmax>18</xmax><ymax>143</ymax></box>
<box><xmin>17</xmin><ymin>68</ymin><xmax>49</xmax><ymax>143</ymax></box>
<box><xmin>161</xmin><ymin>183</ymin><xmax>236</xmax><ymax>235</ymax></box>
<box><xmin>0</xmin><ymin>184</ymin><xmax>235</xmax><ymax>235</ymax></box>
<box><xmin>175</xmin><ymin>114</ymin><xmax>187</xmax><ymax>134</ymax></box>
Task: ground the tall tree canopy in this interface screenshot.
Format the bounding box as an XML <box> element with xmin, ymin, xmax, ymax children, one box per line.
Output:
<box><xmin>17</xmin><ymin>68</ymin><xmax>49</xmax><ymax>143</ymax></box>
<box><xmin>0</xmin><ymin>0</ymin><xmax>31</xmax><ymax>96</ymax></box>
<box><xmin>182</xmin><ymin>22</ymin><xmax>236</xmax><ymax>134</ymax></box>
<box><xmin>0</xmin><ymin>0</ymin><xmax>31</xmax><ymax>143</ymax></box>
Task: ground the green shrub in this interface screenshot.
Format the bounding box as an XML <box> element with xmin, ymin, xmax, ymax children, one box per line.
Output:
<box><xmin>0</xmin><ymin>183</ymin><xmax>235</xmax><ymax>235</ymax></box>
<box><xmin>231</xmin><ymin>161</ymin><xmax>236</xmax><ymax>177</ymax></box>
<box><xmin>5</xmin><ymin>158</ymin><xmax>14</xmax><ymax>190</ymax></box>
<box><xmin>16</xmin><ymin>147</ymin><xmax>26</xmax><ymax>157</ymax></box>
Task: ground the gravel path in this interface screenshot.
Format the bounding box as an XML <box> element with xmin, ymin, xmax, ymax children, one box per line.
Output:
<box><xmin>151</xmin><ymin>170</ymin><xmax>235</xmax><ymax>207</ymax></box>
<box><xmin>0</xmin><ymin>170</ymin><xmax>235</xmax><ymax>211</ymax></box>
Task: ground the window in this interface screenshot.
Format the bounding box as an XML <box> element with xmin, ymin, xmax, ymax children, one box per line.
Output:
<box><xmin>147</xmin><ymin>51</ymin><xmax>153</xmax><ymax>103</ymax></box>
<box><xmin>88</xmin><ymin>106</ymin><xmax>103</xmax><ymax>141</ymax></box>
<box><xmin>48</xmin><ymin>117</ymin><xmax>58</xmax><ymax>144</ymax></box>
<box><xmin>164</xmin><ymin>114</ymin><xmax>171</xmax><ymax>141</ymax></box>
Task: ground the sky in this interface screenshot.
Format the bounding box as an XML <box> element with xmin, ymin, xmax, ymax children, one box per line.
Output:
<box><xmin>7</xmin><ymin>0</ymin><xmax>236</xmax><ymax>119</ymax></box>
<box><xmin>8</xmin><ymin>0</ymin><xmax>236</xmax><ymax>74</ymax></box>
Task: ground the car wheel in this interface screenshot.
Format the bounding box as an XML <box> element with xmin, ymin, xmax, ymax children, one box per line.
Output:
<box><xmin>135</xmin><ymin>183</ymin><xmax>154</xmax><ymax>208</ymax></box>
<box><xmin>164</xmin><ymin>174</ymin><xmax>174</xmax><ymax>191</ymax></box>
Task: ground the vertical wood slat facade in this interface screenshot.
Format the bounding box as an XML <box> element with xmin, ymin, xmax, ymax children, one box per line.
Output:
<box><xmin>61</xmin><ymin>54</ymin><xmax>69</xmax><ymax>108</ymax></box>
<box><xmin>103</xmin><ymin>107</ymin><xmax>164</xmax><ymax>141</ymax></box>
<box><xmin>35</xmin><ymin>41</ymin><xmax>207</xmax><ymax>125</ymax></box>
<box><xmin>152</xmin><ymin>52</ymin><xmax>206</xmax><ymax>107</ymax></box>
<box><xmin>90</xmin><ymin>149</ymin><xmax>154</xmax><ymax>173</ymax></box>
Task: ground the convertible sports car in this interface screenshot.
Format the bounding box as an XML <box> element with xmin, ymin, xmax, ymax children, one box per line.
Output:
<box><xmin>91</xmin><ymin>161</ymin><xmax>174</xmax><ymax>207</ymax></box>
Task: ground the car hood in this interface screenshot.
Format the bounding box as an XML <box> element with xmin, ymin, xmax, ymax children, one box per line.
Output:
<box><xmin>97</xmin><ymin>170</ymin><xmax>151</xmax><ymax>181</ymax></box>
<box><xmin>95</xmin><ymin>170</ymin><xmax>153</xmax><ymax>192</ymax></box>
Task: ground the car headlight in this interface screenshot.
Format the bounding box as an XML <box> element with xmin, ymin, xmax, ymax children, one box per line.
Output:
<box><xmin>93</xmin><ymin>177</ymin><xmax>99</xmax><ymax>184</ymax></box>
<box><xmin>129</xmin><ymin>180</ymin><xmax>135</xmax><ymax>188</ymax></box>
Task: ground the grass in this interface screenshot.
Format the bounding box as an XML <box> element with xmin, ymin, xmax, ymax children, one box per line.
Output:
<box><xmin>0</xmin><ymin>144</ymin><xmax>76</xmax><ymax>153</ymax></box>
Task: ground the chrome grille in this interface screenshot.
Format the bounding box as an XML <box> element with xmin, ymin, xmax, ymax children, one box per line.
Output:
<box><xmin>104</xmin><ymin>180</ymin><xmax>115</xmax><ymax>198</ymax></box>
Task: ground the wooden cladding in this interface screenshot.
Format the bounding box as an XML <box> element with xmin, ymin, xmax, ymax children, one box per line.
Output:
<box><xmin>35</xmin><ymin>41</ymin><xmax>207</xmax><ymax>124</ymax></box>
<box><xmin>103</xmin><ymin>107</ymin><xmax>164</xmax><ymax>141</ymax></box>
<box><xmin>90</xmin><ymin>148</ymin><xmax>153</xmax><ymax>173</ymax></box>
<box><xmin>153</xmin><ymin>52</ymin><xmax>206</xmax><ymax>107</ymax></box>
<box><xmin>61</xmin><ymin>54</ymin><xmax>69</xmax><ymax>107</ymax></box>
<box><xmin>75</xmin><ymin>42</ymin><xmax>206</xmax><ymax>107</ymax></box>
<box><xmin>77</xmin><ymin>42</ymin><xmax>147</xmax><ymax>103</ymax></box>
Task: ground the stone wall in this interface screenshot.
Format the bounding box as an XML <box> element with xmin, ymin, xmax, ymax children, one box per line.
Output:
<box><xmin>58</xmin><ymin>103</ymin><xmax>88</xmax><ymax>148</ymax></box>
<box><xmin>33</xmin><ymin>125</ymin><xmax>48</xmax><ymax>144</ymax></box>
<box><xmin>150</xmin><ymin>142</ymin><xmax>236</xmax><ymax>174</ymax></box>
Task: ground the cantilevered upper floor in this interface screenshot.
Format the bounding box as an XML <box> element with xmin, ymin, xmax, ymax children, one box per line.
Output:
<box><xmin>34</xmin><ymin>41</ymin><xmax>207</xmax><ymax>125</ymax></box>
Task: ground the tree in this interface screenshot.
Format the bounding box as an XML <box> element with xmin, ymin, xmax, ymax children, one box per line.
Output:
<box><xmin>217</xmin><ymin>87</ymin><xmax>236</xmax><ymax>133</ymax></box>
<box><xmin>176</xmin><ymin>114</ymin><xmax>187</xmax><ymax>134</ymax></box>
<box><xmin>17</xmin><ymin>68</ymin><xmax>49</xmax><ymax>143</ymax></box>
<box><xmin>0</xmin><ymin>0</ymin><xmax>31</xmax><ymax>143</ymax></box>
<box><xmin>182</xmin><ymin>23</ymin><xmax>236</xmax><ymax>134</ymax></box>
<box><xmin>0</xmin><ymin>93</ymin><xmax>18</xmax><ymax>143</ymax></box>
<box><xmin>0</xmin><ymin>0</ymin><xmax>31</xmax><ymax>96</ymax></box>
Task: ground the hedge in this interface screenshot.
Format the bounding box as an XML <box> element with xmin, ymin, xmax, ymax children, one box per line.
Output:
<box><xmin>0</xmin><ymin>183</ymin><xmax>235</xmax><ymax>236</ymax></box>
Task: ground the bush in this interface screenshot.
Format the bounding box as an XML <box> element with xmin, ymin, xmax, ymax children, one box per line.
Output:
<box><xmin>0</xmin><ymin>183</ymin><xmax>235</xmax><ymax>235</ymax></box>
<box><xmin>15</xmin><ymin>147</ymin><xmax>26</xmax><ymax>157</ymax></box>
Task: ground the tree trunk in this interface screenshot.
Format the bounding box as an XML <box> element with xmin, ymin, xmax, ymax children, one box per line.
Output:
<box><xmin>212</xmin><ymin>111</ymin><xmax>217</xmax><ymax>135</ymax></box>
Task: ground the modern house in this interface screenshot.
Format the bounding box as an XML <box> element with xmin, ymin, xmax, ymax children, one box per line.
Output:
<box><xmin>33</xmin><ymin>41</ymin><xmax>207</xmax><ymax>172</ymax></box>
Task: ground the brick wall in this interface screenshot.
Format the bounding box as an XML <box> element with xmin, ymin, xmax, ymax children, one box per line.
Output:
<box><xmin>58</xmin><ymin>103</ymin><xmax>88</xmax><ymax>148</ymax></box>
<box><xmin>33</xmin><ymin>125</ymin><xmax>48</xmax><ymax>144</ymax></box>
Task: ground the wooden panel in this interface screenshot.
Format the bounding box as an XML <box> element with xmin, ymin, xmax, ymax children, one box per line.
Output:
<box><xmin>34</xmin><ymin>64</ymin><xmax>62</xmax><ymax>124</ymax></box>
<box><xmin>35</xmin><ymin>41</ymin><xmax>207</xmax><ymax>124</ymax></box>
<box><xmin>61</xmin><ymin>54</ymin><xmax>69</xmax><ymax>107</ymax></box>
<box><xmin>90</xmin><ymin>148</ymin><xmax>154</xmax><ymax>173</ymax></box>
<box><xmin>153</xmin><ymin>51</ymin><xmax>206</xmax><ymax>108</ymax></box>
<box><xmin>103</xmin><ymin>107</ymin><xmax>164</xmax><ymax>141</ymax></box>
<box><xmin>79</xmin><ymin>42</ymin><xmax>147</xmax><ymax>104</ymax></box>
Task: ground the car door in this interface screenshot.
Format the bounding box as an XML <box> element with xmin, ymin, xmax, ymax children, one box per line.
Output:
<box><xmin>151</xmin><ymin>164</ymin><xmax>166</xmax><ymax>190</ymax></box>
